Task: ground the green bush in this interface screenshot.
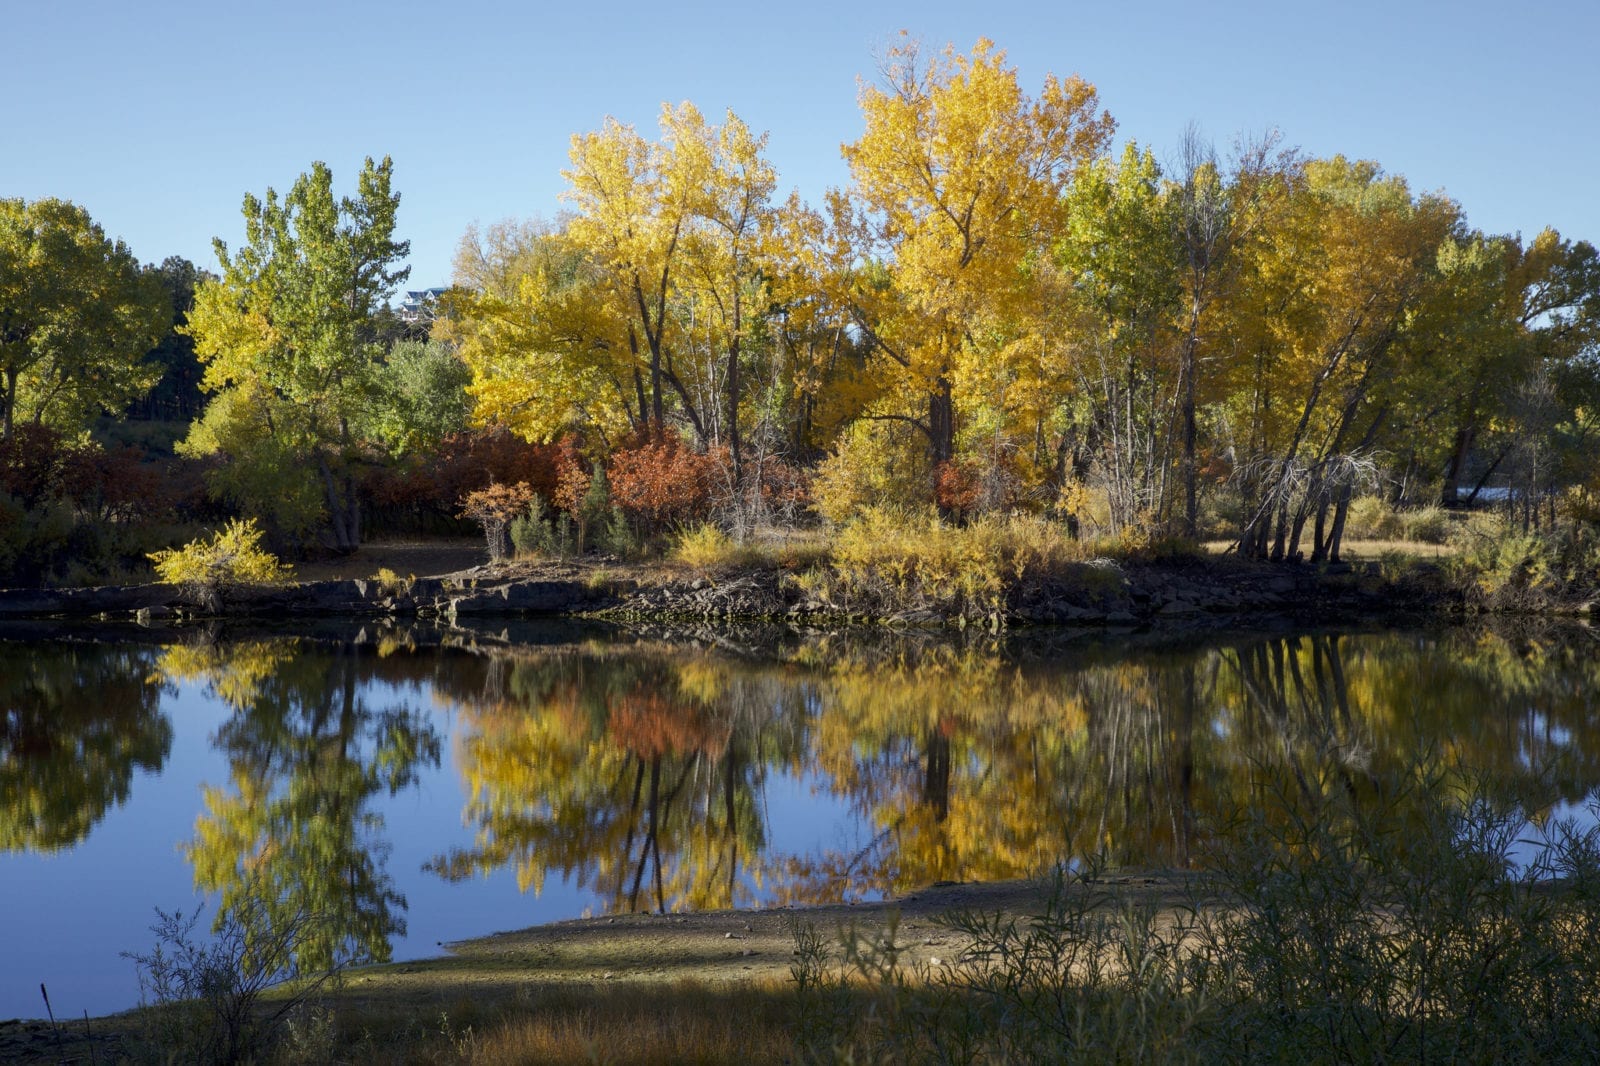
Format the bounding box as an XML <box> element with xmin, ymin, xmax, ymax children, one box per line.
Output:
<box><xmin>509</xmin><ymin>494</ymin><xmax>574</xmax><ymax>558</ymax></box>
<box><xmin>1344</xmin><ymin>496</ymin><xmax>1452</xmax><ymax>544</ymax></box>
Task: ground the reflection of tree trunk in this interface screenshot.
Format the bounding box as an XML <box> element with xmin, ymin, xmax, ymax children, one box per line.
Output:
<box><xmin>629</xmin><ymin>757</ymin><xmax>661</xmax><ymax>912</ymax></box>
<box><xmin>923</xmin><ymin>730</ymin><xmax>951</xmax><ymax>824</ymax></box>
<box><xmin>618</xmin><ymin>758</ymin><xmax>646</xmax><ymax>904</ymax></box>
<box><xmin>724</xmin><ymin>748</ymin><xmax>738</xmax><ymax>905</ymax></box>
<box><xmin>1176</xmin><ymin>663</ymin><xmax>1196</xmax><ymax>867</ymax></box>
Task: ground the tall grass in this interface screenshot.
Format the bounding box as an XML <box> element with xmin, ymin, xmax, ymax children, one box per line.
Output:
<box><xmin>128</xmin><ymin>760</ymin><xmax>1600</xmax><ymax>1064</ymax></box>
<box><xmin>801</xmin><ymin>508</ymin><xmax>1090</xmax><ymax>619</ymax></box>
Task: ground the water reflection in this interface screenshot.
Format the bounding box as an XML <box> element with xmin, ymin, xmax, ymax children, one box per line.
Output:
<box><xmin>426</xmin><ymin>652</ymin><xmax>807</xmax><ymax>913</ymax></box>
<box><xmin>431</xmin><ymin>626</ymin><xmax>1600</xmax><ymax>911</ymax></box>
<box><xmin>158</xmin><ymin>641</ymin><xmax>442</xmax><ymax>970</ymax></box>
<box><xmin>7</xmin><ymin>623</ymin><xmax>1600</xmax><ymax>981</ymax></box>
<box><xmin>0</xmin><ymin>643</ymin><xmax>170</xmax><ymax>852</ymax></box>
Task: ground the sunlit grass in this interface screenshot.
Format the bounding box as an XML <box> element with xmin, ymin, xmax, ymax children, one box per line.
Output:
<box><xmin>1200</xmin><ymin>537</ymin><xmax>1458</xmax><ymax>561</ymax></box>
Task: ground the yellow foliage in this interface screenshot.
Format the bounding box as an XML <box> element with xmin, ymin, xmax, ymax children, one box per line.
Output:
<box><xmin>672</xmin><ymin>524</ymin><xmax>759</xmax><ymax>573</ymax></box>
<box><xmin>823</xmin><ymin>507</ymin><xmax>1082</xmax><ymax>616</ymax></box>
<box><xmin>148</xmin><ymin>519</ymin><xmax>294</xmax><ymax>591</ymax></box>
<box><xmin>811</xmin><ymin>420</ymin><xmax>932</xmax><ymax>524</ymax></box>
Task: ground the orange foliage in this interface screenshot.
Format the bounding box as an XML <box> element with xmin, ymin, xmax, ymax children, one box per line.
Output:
<box><xmin>606</xmin><ymin>435</ymin><xmax>723</xmax><ymax>530</ymax></box>
<box><xmin>607</xmin><ymin>689</ymin><xmax>732</xmax><ymax>759</ymax></box>
<box><xmin>551</xmin><ymin>435</ymin><xmax>591</xmax><ymax>517</ymax></box>
<box><xmin>364</xmin><ymin>428</ymin><xmax>560</xmax><ymax>523</ymax></box>
<box><xmin>934</xmin><ymin>460</ymin><xmax>981</xmax><ymax>520</ymax></box>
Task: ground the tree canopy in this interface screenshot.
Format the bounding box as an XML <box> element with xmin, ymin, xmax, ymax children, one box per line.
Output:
<box><xmin>0</xmin><ymin>197</ymin><xmax>167</xmax><ymax>437</ymax></box>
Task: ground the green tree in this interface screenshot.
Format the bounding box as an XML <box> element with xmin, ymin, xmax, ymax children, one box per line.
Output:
<box><xmin>0</xmin><ymin>197</ymin><xmax>167</xmax><ymax>436</ymax></box>
<box><xmin>371</xmin><ymin>337</ymin><xmax>473</xmax><ymax>454</ymax></box>
<box><xmin>182</xmin><ymin>157</ymin><xmax>410</xmax><ymax>552</ymax></box>
<box><xmin>127</xmin><ymin>255</ymin><xmax>210</xmax><ymax>422</ymax></box>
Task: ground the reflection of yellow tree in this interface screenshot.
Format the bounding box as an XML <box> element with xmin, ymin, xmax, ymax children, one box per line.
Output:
<box><xmin>0</xmin><ymin>643</ymin><xmax>170</xmax><ymax>852</ymax></box>
<box><xmin>429</xmin><ymin>627</ymin><xmax>1600</xmax><ymax>916</ymax></box>
<box><xmin>790</xmin><ymin>629</ymin><xmax>1600</xmax><ymax>899</ymax></box>
<box><xmin>160</xmin><ymin>641</ymin><xmax>441</xmax><ymax>970</ymax></box>
<box><xmin>432</xmin><ymin>650</ymin><xmax>805</xmax><ymax>913</ymax></box>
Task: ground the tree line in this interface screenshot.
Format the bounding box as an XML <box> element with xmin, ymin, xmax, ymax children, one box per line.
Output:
<box><xmin>3</xmin><ymin>36</ymin><xmax>1597</xmax><ymax>583</ymax></box>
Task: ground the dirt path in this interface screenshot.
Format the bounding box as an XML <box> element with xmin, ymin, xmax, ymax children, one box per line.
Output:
<box><xmin>290</xmin><ymin>539</ymin><xmax>488</xmax><ymax>584</ymax></box>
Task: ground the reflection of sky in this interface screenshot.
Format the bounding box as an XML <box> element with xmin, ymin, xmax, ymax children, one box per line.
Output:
<box><xmin>1500</xmin><ymin>798</ymin><xmax>1600</xmax><ymax>876</ymax></box>
<box><xmin>0</xmin><ymin>682</ymin><xmax>225</xmax><ymax>1023</ymax></box>
<box><xmin>0</xmin><ymin>672</ymin><xmax>870</xmax><ymax>1021</ymax></box>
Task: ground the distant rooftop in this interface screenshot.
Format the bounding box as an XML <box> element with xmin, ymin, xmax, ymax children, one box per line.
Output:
<box><xmin>398</xmin><ymin>287</ymin><xmax>448</xmax><ymax>323</ymax></box>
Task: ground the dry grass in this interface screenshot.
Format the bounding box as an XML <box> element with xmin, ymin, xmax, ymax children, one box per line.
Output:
<box><xmin>1200</xmin><ymin>538</ymin><xmax>1457</xmax><ymax>562</ymax></box>
<box><xmin>315</xmin><ymin>979</ymin><xmax>796</xmax><ymax>1065</ymax></box>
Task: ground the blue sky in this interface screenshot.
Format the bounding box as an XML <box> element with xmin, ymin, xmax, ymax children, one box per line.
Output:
<box><xmin>5</xmin><ymin>0</ymin><xmax>1596</xmax><ymax>290</ymax></box>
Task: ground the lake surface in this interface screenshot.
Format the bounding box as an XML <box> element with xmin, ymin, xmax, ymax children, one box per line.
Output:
<box><xmin>3</xmin><ymin>621</ymin><xmax>1599</xmax><ymax>1020</ymax></box>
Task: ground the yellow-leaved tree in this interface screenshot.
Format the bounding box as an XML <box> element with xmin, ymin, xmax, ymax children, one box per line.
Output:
<box><xmin>838</xmin><ymin>36</ymin><xmax>1113</xmax><ymax>502</ymax></box>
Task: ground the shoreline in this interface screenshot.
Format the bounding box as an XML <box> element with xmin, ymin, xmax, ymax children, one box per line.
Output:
<box><xmin>1</xmin><ymin>552</ymin><xmax>1590</xmax><ymax>632</ymax></box>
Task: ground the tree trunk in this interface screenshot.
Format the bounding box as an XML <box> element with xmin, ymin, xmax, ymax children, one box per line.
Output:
<box><xmin>726</xmin><ymin>286</ymin><xmax>742</xmax><ymax>484</ymax></box>
<box><xmin>1180</xmin><ymin>323</ymin><xmax>1199</xmax><ymax>538</ymax></box>
<box><xmin>1</xmin><ymin>368</ymin><xmax>15</xmax><ymax>438</ymax></box>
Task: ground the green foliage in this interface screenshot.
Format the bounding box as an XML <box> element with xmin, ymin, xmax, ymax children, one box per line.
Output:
<box><xmin>371</xmin><ymin>338</ymin><xmax>473</xmax><ymax>454</ymax></box>
<box><xmin>0</xmin><ymin>644</ymin><xmax>170</xmax><ymax>853</ymax></box>
<box><xmin>597</xmin><ymin>502</ymin><xmax>640</xmax><ymax>558</ymax></box>
<box><xmin>1447</xmin><ymin>512</ymin><xmax>1600</xmax><ymax>610</ymax></box>
<box><xmin>179</xmin><ymin>385</ymin><xmax>327</xmax><ymax>540</ymax></box>
<box><xmin>509</xmin><ymin>494</ymin><xmax>576</xmax><ymax>559</ymax></box>
<box><xmin>182</xmin><ymin>156</ymin><xmax>410</xmax><ymax>552</ymax></box>
<box><xmin>148</xmin><ymin>519</ymin><xmax>294</xmax><ymax>599</ymax></box>
<box><xmin>1344</xmin><ymin>495</ymin><xmax>1454</xmax><ymax>544</ymax></box>
<box><xmin>0</xmin><ymin>197</ymin><xmax>168</xmax><ymax>435</ymax></box>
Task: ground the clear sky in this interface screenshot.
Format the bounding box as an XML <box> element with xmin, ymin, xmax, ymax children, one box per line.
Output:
<box><xmin>5</xmin><ymin>0</ymin><xmax>1596</xmax><ymax>291</ymax></box>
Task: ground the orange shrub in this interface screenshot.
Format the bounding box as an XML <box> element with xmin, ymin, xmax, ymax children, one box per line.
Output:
<box><xmin>606</xmin><ymin>436</ymin><xmax>722</xmax><ymax>532</ymax></box>
<box><xmin>458</xmin><ymin>481</ymin><xmax>536</xmax><ymax>561</ymax></box>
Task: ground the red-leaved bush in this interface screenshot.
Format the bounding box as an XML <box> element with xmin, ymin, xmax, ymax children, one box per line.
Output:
<box><xmin>606</xmin><ymin>435</ymin><xmax>723</xmax><ymax>532</ymax></box>
<box><xmin>363</xmin><ymin>428</ymin><xmax>560</xmax><ymax>533</ymax></box>
<box><xmin>934</xmin><ymin>460</ymin><xmax>982</xmax><ymax>520</ymax></box>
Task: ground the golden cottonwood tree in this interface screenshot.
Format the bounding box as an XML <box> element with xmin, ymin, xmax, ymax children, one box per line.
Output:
<box><xmin>1225</xmin><ymin>157</ymin><xmax>1461</xmax><ymax>560</ymax></box>
<box><xmin>454</xmin><ymin>106</ymin><xmax>785</xmax><ymax>472</ymax></box>
<box><xmin>563</xmin><ymin>104</ymin><xmax>713</xmax><ymax>437</ymax></box>
<box><xmin>840</xmin><ymin>36</ymin><xmax>1113</xmax><ymax>481</ymax></box>
<box><xmin>447</xmin><ymin>218</ymin><xmax>633</xmax><ymax>444</ymax></box>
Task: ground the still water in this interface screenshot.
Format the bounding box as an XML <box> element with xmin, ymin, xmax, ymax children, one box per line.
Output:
<box><xmin>3</xmin><ymin>622</ymin><xmax>1598</xmax><ymax>1020</ymax></box>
